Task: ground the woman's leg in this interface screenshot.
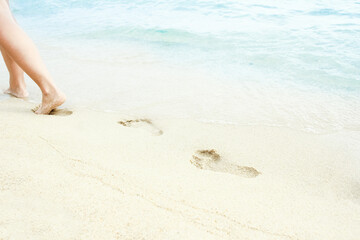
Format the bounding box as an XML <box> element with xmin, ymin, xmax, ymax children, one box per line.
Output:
<box><xmin>0</xmin><ymin>0</ymin><xmax>65</xmax><ymax>114</ymax></box>
<box><xmin>1</xmin><ymin>0</ymin><xmax>27</xmax><ymax>98</ymax></box>
<box><xmin>1</xmin><ymin>47</ymin><xmax>28</xmax><ymax>98</ymax></box>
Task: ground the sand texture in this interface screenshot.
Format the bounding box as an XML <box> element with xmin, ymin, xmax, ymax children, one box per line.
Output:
<box><xmin>0</xmin><ymin>98</ymin><xmax>360</xmax><ymax>240</ymax></box>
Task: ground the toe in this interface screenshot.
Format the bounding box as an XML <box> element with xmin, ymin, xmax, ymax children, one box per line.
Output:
<box><xmin>36</xmin><ymin>106</ymin><xmax>53</xmax><ymax>115</ymax></box>
<box><xmin>32</xmin><ymin>104</ymin><xmax>41</xmax><ymax>113</ymax></box>
<box><xmin>35</xmin><ymin>106</ymin><xmax>44</xmax><ymax>114</ymax></box>
<box><xmin>35</xmin><ymin>108</ymin><xmax>43</xmax><ymax>114</ymax></box>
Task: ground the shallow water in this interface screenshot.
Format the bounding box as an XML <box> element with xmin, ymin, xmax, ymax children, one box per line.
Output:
<box><xmin>1</xmin><ymin>0</ymin><xmax>360</xmax><ymax>133</ymax></box>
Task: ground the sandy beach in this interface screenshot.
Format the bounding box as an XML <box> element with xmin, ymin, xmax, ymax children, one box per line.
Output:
<box><xmin>0</xmin><ymin>97</ymin><xmax>359</xmax><ymax>239</ymax></box>
<box><xmin>1</xmin><ymin>0</ymin><xmax>359</xmax><ymax>239</ymax></box>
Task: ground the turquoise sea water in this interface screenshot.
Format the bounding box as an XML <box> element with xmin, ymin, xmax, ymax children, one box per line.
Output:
<box><xmin>2</xmin><ymin>0</ymin><xmax>360</xmax><ymax>132</ymax></box>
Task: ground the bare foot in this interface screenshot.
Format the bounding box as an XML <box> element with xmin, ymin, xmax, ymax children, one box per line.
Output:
<box><xmin>34</xmin><ymin>90</ymin><xmax>66</xmax><ymax>115</ymax></box>
<box><xmin>4</xmin><ymin>88</ymin><xmax>29</xmax><ymax>98</ymax></box>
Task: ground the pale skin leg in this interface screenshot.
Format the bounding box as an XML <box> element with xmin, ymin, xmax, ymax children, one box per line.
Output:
<box><xmin>1</xmin><ymin>47</ymin><xmax>28</xmax><ymax>98</ymax></box>
<box><xmin>1</xmin><ymin>0</ymin><xmax>27</xmax><ymax>98</ymax></box>
<box><xmin>0</xmin><ymin>0</ymin><xmax>65</xmax><ymax>114</ymax></box>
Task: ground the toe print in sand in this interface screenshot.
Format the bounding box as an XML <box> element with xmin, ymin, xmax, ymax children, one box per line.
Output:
<box><xmin>191</xmin><ymin>149</ymin><xmax>260</xmax><ymax>178</ymax></box>
<box><xmin>118</xmin><ymin>119</ymin><xmax>163</xmax><ymax>136</ymax></box>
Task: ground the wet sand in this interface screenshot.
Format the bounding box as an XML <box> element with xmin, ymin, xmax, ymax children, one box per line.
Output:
<box><xmin>0</xmin><ymin>97</ymin><xmax>359</xmax><ymax>240</ymax></box>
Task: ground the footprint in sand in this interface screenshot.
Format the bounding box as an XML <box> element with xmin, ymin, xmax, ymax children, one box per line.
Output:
<box><xmin>118</xmin><ymin>119</ymin><xmax>163</xmax><ymax>136</ymax></box>
<box><xmin>32</xmin><ymin>105</ymin><xmax>73</xmax><ymax>116</ymax></box>
<box><xmin>190</xmin><ymin>149</ymin><xmax>260</xmax><ymax>178</ymax></box>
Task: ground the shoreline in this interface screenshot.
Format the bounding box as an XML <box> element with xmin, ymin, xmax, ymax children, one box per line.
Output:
<box><xmin>1</xmin><ymin>40</ymin><xmax>360</xmax><ymax>135</ymax></box>
<box><xmin>1</xmin><ymin>97</ymin><xmax>359</xmax><ymax>239</ymax></box>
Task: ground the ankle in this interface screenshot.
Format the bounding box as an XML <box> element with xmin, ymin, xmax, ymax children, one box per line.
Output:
<box><xmin>42</xmin><ymin>86</ymin><xmax>62</xmax><ymax>99</ymax></box>
<box><xmin>41</xmin><ymin>84</ymin><xmax>57</xmax><ymax>96</ymax></box>
<box><xmin>9</xmin><ymin>76</ymin><xmax>26</xmax><ymax>90</ymax></box>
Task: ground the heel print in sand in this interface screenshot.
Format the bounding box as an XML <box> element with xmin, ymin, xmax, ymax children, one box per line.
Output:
<box><xmin>191</xmin><ymin>149</ymin><xmax>260</xmax><ymax>178</ymax></box>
